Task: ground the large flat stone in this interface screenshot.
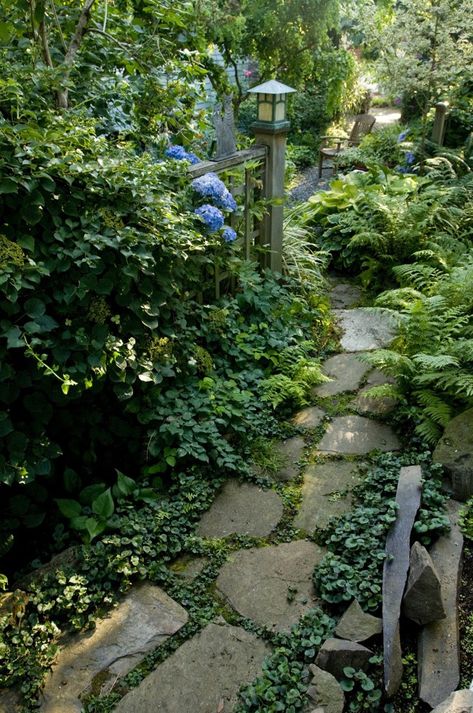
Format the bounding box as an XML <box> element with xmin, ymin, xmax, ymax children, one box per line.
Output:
<box><xmin>314</xmin><ymin>353</ymin><xmax>371</xmax><ymax>397</ymax></box>
<box><xmin>402</xmin><ymin>541</ymin><xmax>445</xmax><ymax>625</ymax></box>
<box><xmin>430</xmin><ymin>689</ymin><xmax>473</xmax><ymax>713</ymax></box>
<box><xmin>294</xmin><ymin>461</ymin><xmax>362</xmax><ymax>531</ymax></box>
<box><xmin>216</xmin><ymin>541</ymin><xmax>325</xmax><ymax>631</ymax></box>
<box><xmin>39</xmin><ymin>583</ymin><xmax>188</xmax><ymax>712</ymax></box>
<box><xmin>334</xmin><ymin>308</ymin><xmax>397</xmax><ymax>352</ymax></box>
<box><xmin>196</xmin><ymin>480</ymin><xmax>283</xmax><ymax>538</ymax></box>
<box><xmin>418</xmin><ymin>501</ymin><xmax>464</xmax><ymax>708</ymax></box>
<box><xmin>318</xmin><ymin>416</ymin><xmax>400</xmax><ymax>455</ymax></box>
<box><xmin>433</xmin><ymin>408</ymin><xmax>473</xmax><ymax>501</ymax></box>
<box><xmin>113</xmin><ymin>621</ymin><xmax>270</xmax><ymax>713</ymax></box>
<box><xmin>292</xmin><ymin>406</ymin><xmax>326</xmax><ymax>430</ymax></box>
<box><xmin>383</xmin><ymin>466</ymin><xmax>422</xmax><ymax>697</ymax></box>
<box><xmin>335</xmin><ymin>600</ymin><xmax>382</xmax><ymax>643</ymax></box>
<box><xmin>329</xmin><ymin>282</ymin><xmax>362</xmax><ymax>309</ymax></box>
<box><xmin>273</xmin><ymin>436</ymin><xmax>305</xmax><ymax>481</ymax></box>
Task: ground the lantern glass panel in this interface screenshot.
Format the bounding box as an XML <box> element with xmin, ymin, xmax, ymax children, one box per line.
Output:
<box><xmin>274</xmin><ymin>96</ymin><xmax>286</xmax><ymax>122</ymax></box>
<box><xmin>258</xmin><ymin>96</ymin><xmax>274</xmax><ymax>122</ymax></box>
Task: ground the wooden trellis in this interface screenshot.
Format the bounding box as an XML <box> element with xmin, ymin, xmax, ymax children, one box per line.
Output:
<box><xmin>188</xmin><ymin>146</ymin><xmax>268</xmax><ymax>298</ymax></box>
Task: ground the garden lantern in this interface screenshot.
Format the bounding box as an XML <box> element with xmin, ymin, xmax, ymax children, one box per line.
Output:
<box><xmin>248</xmin><ymin>79</ymin><xmax>296</xmax><ymax>131</ymax></box>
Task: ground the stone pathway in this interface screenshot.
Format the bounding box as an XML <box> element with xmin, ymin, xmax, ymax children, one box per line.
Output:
<box><xmin>28</xmin><ymin>278</ymin><xmax>406</xmax><ymax>712</ymax></box>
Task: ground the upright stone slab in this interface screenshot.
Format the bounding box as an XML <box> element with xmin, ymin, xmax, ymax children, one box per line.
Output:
<box><xmin>196</xmin><ymin>480</ymin><xmax>283</xmax><ymax>538</ymax></box>
<box><xmin>294</xmin><ymin>461</ymin><xmax>362</xmax><ymax>531</ymax></box>
<box><xmin>433</xmin><ymin>408</ymin><xmax>473</xmax><ymax>501</ymax></box>
<box><xmin>334</xmin><ymin>308</ymin><xmax>397</xmax><ymax>352</ymax></box>
<box><xmin>39</xmin><ymin>584</ymin><xmax>188</xmax><ymax>712</ymax></box>
<box><xmin>216</xmin><ymin>540</ymin><xmax>325</xmax><ymax>631</ymax></box>
<box><xmin>314</xmin><ymin>353</ymin><xmax>371</xmax><ymax>397</ymax></box>
<box><xmin>318</xmin><ymin>416</ymin><xmax>400</xmax><ymax>455</ymax></box>
<box><xmin>402</xmin><ymin>542</ymin><xmax>445</xmax><ymax>625</ymax></box>
<box><xmin>418</xmin><ymin>501</ymin><xmax>464</xmax><ymax>708</ymax></box>
<box><xmin>382</xmin><ymin>465</ymin><xmax>422</xmax><ymax>697</ymax></box>
<box><xmin>113</xmin><ymin>621</ymin><xmax>270</xmax><ymax>713</ymax></box>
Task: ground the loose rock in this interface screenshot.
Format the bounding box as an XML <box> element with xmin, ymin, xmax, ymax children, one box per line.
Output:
<box><xmin>430</xmin><ymin>689</ymin><xmax>473</xmax><ymax>713</ymax></box>
<box><xmin>315</xmin><ymin>638</ymin><xmax>373</xmax><ymax>680</ymax></box>
<box><xmin>196</xmin><ymin>480</ymin><xmax>283</xmax><ymax>538</ymax></box>
<box><xmin>318</xmin><ymin>415</ymin><xmax>400</xmax><ymax>455</ymax></box>
<box><xmin>314</xmin><ymin>353</ymin><xmax>371</xmax><ymax>397</ymax></box>
<box><xmin>113</xmin><ymin>622</ymin><xmax>270</xmax><ymax>713</ymax></box>
<box><xmin>383</xmin><ymin>465</ymin><xmax>422</xmax><ymax>697</ymax></box>
<box><xmin>334</xmin><ymin>308</ymin><xmax>397</xmax><ymax>352</ymax></box>
<box><xmin>419</xmin><ymin>501</ymin><xmax>464</xmax><ymax>708</ymax></box>
<box><xmin>402</xmin><ymin>541</ymin><xmax>445</xmax><ymax>625</ymax></box>
<box><xmin>292</xmin><ymin>406</ymin><xmax>326</xmax><ymax>430</ymax></box>
<box><xmin>39</xmin><ymin>583</ymin><xmax>188</xmax><ymax>712</ymax></box>
<box><xmin>433</xmin><ymin>407</ymin><xmax>473</xmax><ymax>501</ymax></box>
<box><xmin>334</xmin><ymin>600</ymin><xmax>382</xmax><ymax>643</ymax></box>
<box><xmin>307</xmin><ymin>664</ymin><xmax>345</xmax><ymax>713</ymax></box>
<box><xmin>294</xmin><ymin>461</ymin><xmax>362</xmax><ymax>532</ymax></box>
<box><xmin>216</xmin><ymin>540</ymin><xmax>325</xmax><ymax>631</ymax></box>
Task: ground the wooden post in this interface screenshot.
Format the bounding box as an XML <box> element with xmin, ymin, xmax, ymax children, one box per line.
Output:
<box><xmin>250</xmin><ymin>125</ymin><xmax>288</xmax><ymax>273</ymax></box>
<box><xmin>431</xmin><ymin>102</ymin><xmax>449</xmax><ymax>145</ymax></box>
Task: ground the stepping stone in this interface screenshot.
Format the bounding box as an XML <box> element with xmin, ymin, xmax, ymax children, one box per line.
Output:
<box><xmin>329</xmin><ymin>282</ymin><xmax>362</xmax><ymax>309</ymax></box>
<box><xmin>402</xmin><ymin>542</ymin><xmax>445</xmax><ymax>625</ymax></box>
<box><xmin>196</xmin><ymin>480</ymin><xmax>283</xmax><ymax>538</ymax></box>
<box><xmin>383</xmin><ymin>466</ymin><xmax>422</xmax><ymax>697</ymax></box>
<box><xmin>433</xmin><ymin>407</ymin><xmax>473</xmax><ymax>501</ymax></box>
<box><xmin>318</xmin><ymin>416</ymin><xmax>400</xmax><ymax>455</ymax></box>
<box><xmin>272</xmin><ymin>436</ymin><xmax>305</xmax><ymax>481</ymax></box>
<box><xmin>292</xmin><ymin>406</ymin><xmax>326</xmax><ymax>430</ymax></box>
<box><xmin>113</xmin><ymin>621</ymin><xmax>270</xmax><ymax>713</ymax></box>
<box><xmin>352</xmin><ymin>386</ymin><xmax>397</xmax><ymax>416</ymax></box>
<box><xmin>307</xmin><ymin>664</ymin><xmax>345</xmax><ymax>713</ymax></box>
<box><xmin>418</xmin><ymin>501</ymin><xmax>464</xmax><ymax>708</ymax></box>
<box><xmin>294</xmin><ymin>461</ymin><xmax>362</xmax><ymax>531</ymax></box>
<box><xmin>0</xmin><ymin>689</ymin><xmax>21</xmax><ymax>713</ymax></box>
<box><xmin>430</xmin><ymin>689</ymin><xmax>473</xmax><ymax>713</ymax></box>
<box><xmin>335</xmin><ymin>600</ymin><xmax>382</xmax><ymax>643</ymax></box>
<box><xmin>315</xmin><ymin>638</ymin><xmax>373</xmax><ymax>679</ymax></box>
<box><xmin>314</xmin><ymin>353</ymin><xmax>371</xmax><ymax>397</ymax></box>
<box><xmin>216</xmin><ymin>541</ymin><xmax>325</xmax><ymax>631</ymax></box>
<box><xmin>170</xmin><ymin>556</ymin><xmax>209</xmax><ymax>581</ymax></box>
<box><xmin>333</xmin><ymin>308</ymin><xmax>397</xmax><ymax>352</ymax></box>
<box><xmin>39</xmin><ymin>583</ymin><xmax>188</xmax><ymax>712</ymax></box>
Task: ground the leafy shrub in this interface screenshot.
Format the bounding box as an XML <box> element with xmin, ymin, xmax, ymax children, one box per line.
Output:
<box><xmin>313</xmin><ymin>451</ymin><xmax>449</xmax><ymax>610</ymax></box>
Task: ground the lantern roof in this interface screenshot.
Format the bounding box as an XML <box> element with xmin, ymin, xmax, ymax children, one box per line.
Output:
<box><xmin>247</xmin><ymin>80</ymin><xmax>296</xmax><ymax>95</ymax></box>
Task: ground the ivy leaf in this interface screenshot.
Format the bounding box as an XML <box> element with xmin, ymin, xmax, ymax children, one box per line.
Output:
<box><xmin>56</xmin><ymin>498</ymin><xmax>82</xmax><ymax>519</ymax></box>
<box><xmin>92</xmin><ymin>488</ymin><xmax>114</xmax><ymax>519</ymax></box>
<box><xmin>116</xmin><ymin>470</ymin><xmax>136</xmax><ymax>497</ymax></box>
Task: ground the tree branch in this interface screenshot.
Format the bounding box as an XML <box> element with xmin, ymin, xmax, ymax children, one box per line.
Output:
<box><xmin>64</xmin><ymin>0</ymin><xmax>96</xmax><ymax>67</ymax></box>
<box><xmin>39</xmin><ymin>19</ymin><xmax>54</xmax><ymax>68</ymax></box>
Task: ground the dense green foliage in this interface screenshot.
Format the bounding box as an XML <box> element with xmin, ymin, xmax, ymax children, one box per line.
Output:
<box><xmin>313</xmin><ymin>451</ymin><xmax>449</xmax><ymax>610</ymax></box>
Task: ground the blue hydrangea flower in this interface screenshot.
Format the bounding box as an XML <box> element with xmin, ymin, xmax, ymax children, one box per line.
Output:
<box><xmin>194</xmin><ymin>204</ymin><xmax>225</xmax><ymax>233</ymax></box>
<box><xmin>395</xmin><ymin>165</ymin><xmax>409</xmax><ymax>174</ymax></box>
<box><xmin>165</xmin><ymin>145</ymin><xmax>200</xmax><ymax>164</ymax></box>
<box><xmin>405</xmin><ymin>151</ymin><xmax>415</xmax><ymax>165</ymax></box>
<box><xmin>397</xmin><ymin>130</ymin><xmax>409</xmax><ymax>143</ymax></box>
<box><xmin>222</xmin><ymin>227</ymin><xmax>237</xmax><ymax>243</ymax></box>
<box><xmin>191</xmin><ymin>172</ymin><xmax>237</xmax><ymax>212</ymax></box>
